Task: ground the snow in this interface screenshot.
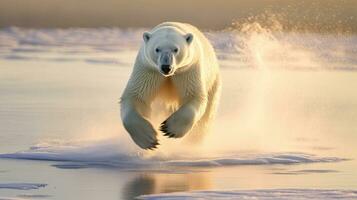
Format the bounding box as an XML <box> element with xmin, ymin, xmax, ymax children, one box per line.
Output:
<box><xmin>1</xmin><ymin>27</ymin><xmax>357</xmax><ymax>70</ymax></box>
<box><xmin>138</xmin><ymin>189</ymin><xmax>357</xmax><ymax>200</ymax></box>
<box><xmin>0</xmin><ymin>140</ymin><xmax>347</xmax><ymax>169</ymax></box>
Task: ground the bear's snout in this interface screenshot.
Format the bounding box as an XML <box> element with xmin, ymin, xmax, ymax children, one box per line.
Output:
<box><xmin>159</xmin><ymin>51</ymin><xmax>174</xmax><ymax>75</ymax></box>
<box><xmin>161</xmin><ymin>64</ymin><xmax>172</xmax><ymax>75</ymax></box>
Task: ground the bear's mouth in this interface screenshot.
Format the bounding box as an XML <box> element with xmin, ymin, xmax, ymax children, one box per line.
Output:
<box><xmin>159</xmin><ymin>70</ymin><xmax>175</xmax><ymax>77</ymax></box>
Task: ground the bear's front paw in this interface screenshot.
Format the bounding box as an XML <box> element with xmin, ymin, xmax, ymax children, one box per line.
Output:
<box><xmin>130</xmin><ymin>124</ymin><xmax>159</xmax><ymax>150</ymax></box>
<box><xmin>160</xmin><ymin>115</ymin><xmax>194</xmax><ymax>138</ymax></box>
<box><xmin>134</xmin><ymin>135</ymin><xmax>159</xmax><ymax>150</ymax></box>
<box><xmin>123</xmin><ymin>117</ymin><xmax>159</xmax><ymax>150</ymax></box>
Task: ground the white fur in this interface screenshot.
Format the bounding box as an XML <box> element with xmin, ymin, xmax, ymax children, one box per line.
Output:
<box><xmin>120</xmin><ymin>22</ymin><xmax>221</xmax><ymax>149</ymax></box>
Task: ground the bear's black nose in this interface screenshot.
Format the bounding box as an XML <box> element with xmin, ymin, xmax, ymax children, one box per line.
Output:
<box><xmin>161</xmin><ymin>65</ymin><xmax>172</xmax><ymax>74</ymax></box>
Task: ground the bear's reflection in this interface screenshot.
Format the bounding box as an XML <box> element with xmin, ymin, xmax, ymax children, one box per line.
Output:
<box><xmin>122</xmin><ymin>171</ymin><xmax>211</xmax><ymax>200</ymax></box>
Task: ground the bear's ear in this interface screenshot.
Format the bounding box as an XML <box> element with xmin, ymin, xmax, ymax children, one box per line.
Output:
<box><xmin>143</xmin><ymin>32</ymin><xmax>151</xmax><ymax>42</ymax></box>
<box><xmin>184</xmin><ymin>33</ymin><xmax>193</xmax><ymax>44</ymax></box>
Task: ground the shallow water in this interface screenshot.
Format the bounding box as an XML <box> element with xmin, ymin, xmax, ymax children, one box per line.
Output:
<box><xmin>0</xmin><ymin>28</ymin><xmax>357</xmax><ymax>199</ymax></box>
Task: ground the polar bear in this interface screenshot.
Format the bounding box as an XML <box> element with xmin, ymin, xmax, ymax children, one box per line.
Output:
<box><xmin>120</xmin><ymin>22</ymin><xmax>221</xmax><ymax>150</ymax></box>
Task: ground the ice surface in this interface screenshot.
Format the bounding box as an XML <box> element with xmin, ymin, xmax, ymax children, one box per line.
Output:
<box><xmin>271</xmin><ymin>169</ymin><xmax>339</xmax><ymax>175</ymax></box>
<box><xmin>0</xmin><ymin>139</ymin><xmax>347</xmax><ymax>169</ymax></box>
<box><xmin>138</xmin><ymin>189</ymin><xmax>357</xmax><ymax>200</ymax></box>
<box><xmin>0</xmin><ymin>183</ymin><xmax>47</xmax><ymax>190</ymax></box>
<box><xmin>16</xmin><ymin>194</ymin><xmax>52</xmax><ymax>198</ymax></box>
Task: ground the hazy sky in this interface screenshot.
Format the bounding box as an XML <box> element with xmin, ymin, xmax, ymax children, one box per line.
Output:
<box><xmin>0</xmin><ymin>0</ymin><xmax>356</xmax><ymax>32</ymax></box>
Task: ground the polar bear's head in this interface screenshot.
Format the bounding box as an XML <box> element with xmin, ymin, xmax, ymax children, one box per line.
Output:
<box><xmin>142</xmin><ymin>28</ymin><xmax>194</xmax><ymax>76</ymax></box>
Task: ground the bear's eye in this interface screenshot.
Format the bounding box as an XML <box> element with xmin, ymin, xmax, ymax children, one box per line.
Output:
<box><xmin>173</xmin><ymin>48</ymin><xmax>179</xmax><ymax>53</ymax></box>
<box><xmin>155</xmin><ymin>48</ymin><xmax>161</xmax><ymax>53</ymax></box>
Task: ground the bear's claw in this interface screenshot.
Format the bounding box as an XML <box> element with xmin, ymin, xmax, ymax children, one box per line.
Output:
<box><xmin>160</xmin><ymin>120</ymin><xmax>175</xmax><ymax>138</ymax></box>
<box><xmin>160</xmin><ymin>120</ymin><xmax>178</xmax><ymax>138</ymax></box>
<box><xmin>160</xmin><ymin>121</ymin><xmax>168</xmax><ymax>133</ymax></box>
<box><xmin>146</xmin><ymin>141</ymin><xmax>159</xmax><ymax>150</ymax></box>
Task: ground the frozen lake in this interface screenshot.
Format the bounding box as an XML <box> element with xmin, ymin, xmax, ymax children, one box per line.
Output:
<box><xmin>0</xmin><ymin>27</ymin><xmax>357</xmax><ymax>199</ymax></box>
